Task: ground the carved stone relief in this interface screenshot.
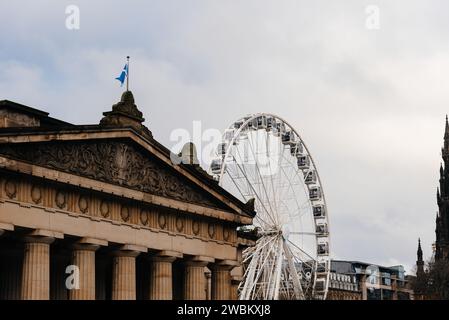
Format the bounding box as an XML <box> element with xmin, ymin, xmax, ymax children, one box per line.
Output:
<box><xmin>176</xmin><ymin>216</ymin><xmax>184</xmax><ymax>232</ymax></box>
<box><xmin>121</xmin><ymin>206</ymin><xmax>130</xmax><ymax>222</ymax></box>
<box><xmin>192</xmin><ymin>220</ymin><xmax>200</xmax><ymax>236</ymax></box>
<box><xmin>223</xmin><ymin>227</ymin><xmax>230</xmax><ymax>242</ymax></box>
<box><xmin>31</xmin><ymin>185</ymin><xmax>42</xmax><ymax>204</ymax></box>
<box><xmin>140</xmin><ymin>209</ymin><xmax>149</xmax><ymax>226</ymax></box>
<box><xmin>78</xmin><ymin>195</ymin><xmax>89</xmax><ymax>213</ymax></box>
<box><xmin>158</xmin><ymin>212</ymin><xmax>167</xmax><ymax>229</ymax></box>
<box><xmin>208</xmin><ymin>223</ymin><xmax>215</xmax><ymax>239</ymax></box>
<box><xmin>0</xmin><ymin>141</ymin><xmax>219</xmax><ymax>208</ymax></box>
<box><xmin>55</xmin><ymin>191</ymin><xmax>66</xmax><ymax>209</ymax></box>
<box><xmin>100</xmin><ymin>200</ymin><xmax>110</xmax><ymax>218</ymax></box>
<box><xmin>4</xmin><ymin>180</ymin><xmax>17</xmax><ymax>199</ymax></box>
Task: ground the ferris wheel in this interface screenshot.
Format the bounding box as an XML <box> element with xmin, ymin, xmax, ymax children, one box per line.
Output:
<box><xmin>209</xmin><ymin>113</ymin><xmax>331</xmax><ymax>300</ymax></box>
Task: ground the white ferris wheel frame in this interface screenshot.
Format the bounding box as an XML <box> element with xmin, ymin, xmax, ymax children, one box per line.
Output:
<box><xmin>211</xmin><ymin>113</ymin><xmax>331</xmax><ymax>300</ymax></box>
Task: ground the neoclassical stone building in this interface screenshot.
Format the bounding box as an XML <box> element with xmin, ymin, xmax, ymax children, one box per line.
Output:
<box><xmin>0</xmin><ymin>92</ymin><xmax>255</xmax><ymax>300</ymax></box>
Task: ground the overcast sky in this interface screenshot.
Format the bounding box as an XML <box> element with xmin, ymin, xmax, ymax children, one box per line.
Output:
<box><xmin>1</xmin><ymin>0</ymin><xmax>448</xmax><ymax>273</ymax></box>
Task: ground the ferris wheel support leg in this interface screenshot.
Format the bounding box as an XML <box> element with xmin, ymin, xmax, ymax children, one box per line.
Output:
<box><xmin>239</xmin><ymin>250</ymin><xmax>259</xmax><ymax>300</ymax></box>
<box><xmin>283</xmin><ymin>240</ymin><xmax>305</xmax><ymax>300</ymax></box>
<box><xmin>272</xmin><ymin>238</ymin><xmax>284</xmax><ymax>300</ymax></box>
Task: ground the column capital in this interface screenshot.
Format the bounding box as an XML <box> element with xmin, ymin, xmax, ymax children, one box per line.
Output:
<box><xmin>184</xmin><ymin>255</ymin><xmax>214</xmax><ymax>267</ymax></box>
<box><xmin>231</xmin><ymin>275</ymin><xmax>243</xmax><ymax>284</ymax></box>
<box><xmin>150</xmin><ymin>256</ymin><xmax>176</xmax><ymax>263</ymax></box>
<box><xmin>23</xmin><ymin>236</ymin><xmax>55</xmax><ymax>245</ymax></box>
<box><xmin>73</xmin><ymin>243</ymin><xmax>100</xmax><ymax>252</ymax></box>
<box><xmin>73</xmin><ymin>237</ymin><xmax>107</xmax><ymax>251</ymax></box>
<box><xmin>23</xmin><ymin>229</ymin><xmax>63</xmax><ymax>244</ymax></box>
<box><xmin>150</xmin><ymin>250</ymin><xmax>182</xmax><ymax>263</ymax></box>
<box><xmin>210</xmin><ymin>260</ymin><xmax>239</xmax><ymax>271</ymax></box>
<box><xmin>0</xmin><ymin>222</ymin><xmax>14</xmax><ymax>236</ymax></box>
<box><xmin>113</xmin><ymin>244</ymin><xmax>147</xmax><ymax>258</ymax></box>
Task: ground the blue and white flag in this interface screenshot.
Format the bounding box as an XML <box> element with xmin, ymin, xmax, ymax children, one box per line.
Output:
<box><xmin>115</xmin><ymin>63</ymin><xmax>128</xmax><ymax>87</ymax></box>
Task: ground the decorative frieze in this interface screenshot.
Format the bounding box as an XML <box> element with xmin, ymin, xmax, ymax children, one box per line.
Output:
<box><xmin>0</xmin><ymin>175</ymin><xmax>237</xmax><ymax>245</ymax></box>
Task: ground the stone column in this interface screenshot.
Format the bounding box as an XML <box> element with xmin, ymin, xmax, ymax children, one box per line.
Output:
<box><xmin>69</xmin><ymin>240</ymin><xmax>101</xmax><ymax>300</ymax></box>
<box><xmin>21</xmin><ymin>233</ymin><xmax>56</xmax><ymax>300</ymax></box>
<box><xmin>184</xmin><ymin>256</ymin><xmax>214</xmax><ymax>300</ymax></box>
<box><xmin>211</xmin><ymin>260</ymin><xmax>237</xmax><ymax>300</ymax></box>
<box><xmin>112</xmin><ymin>244</ymin><xmax>146</xmax><ymax>300</ymax></box>
<box><xmin>149</xmin><ymin>251</ymin><xmax>181</xmax><ymax>300</ymax></box>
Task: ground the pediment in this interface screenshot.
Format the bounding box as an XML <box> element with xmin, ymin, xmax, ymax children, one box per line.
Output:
<box><xmin>0</xmin><ymin>138</ymin><xmax>223</xmax><ymax>209</ymax></box>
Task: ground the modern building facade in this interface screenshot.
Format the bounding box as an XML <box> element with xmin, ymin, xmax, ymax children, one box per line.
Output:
<box><xmin>327</xmin><ymin>260</ymin><xmax>413</xmax><ymax>300</ymax></box>
<box><xmin>0</xmin><ymin>92</ymin><xmax>255</xmax><ymax>300</ymax></box>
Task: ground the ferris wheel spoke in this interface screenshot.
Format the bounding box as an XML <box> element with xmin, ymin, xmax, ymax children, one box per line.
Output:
<box><xmin>245</xmin><ymin>236</ymin><xmax>280</xmax><ymax>299</ymax></box>
<box><xmin>289</xmin><ymin>232</ymin><xmax>317</xmax><ymax>236</ymax></box>
<box><xmin>290</xmin><ymin>200</ymin><xmax>313</xmax><ymax>219</ymax></box>
<box><xmin>226</xmin><ymin>166</ymin><xmax>273</xmax><ymax>229</ymax></box>
<box><xmin>230</xmin><ymin>152</ymin><xmax>276</xmax><ymax>227</ymax></box>
<box><xmin>231</xmin><ymin>146</ymin><xmax>254</xmax><ymax>196</ymax></box>
<box><xmin>285</xmin><ymin>238</ymin><xmax>316</xmax><ymax>267</ymax></box>
<box><xmin>243</xmin><ymin>234</ymin><xmax>279</xmax><ymax>264</ymax></box>
<box><xmin>279</xmin><ymin>152</ymin><xmax>309</xmax><ymax>214</ymax></box>
<box><xmin>265</xmin><ymin>130</ymin><xmax>281</xmax><ymax>221</ymax></box>
<box><xmin>246</xmin><ymin>132</ymin><xmax>279</xmax><ymax>227</ymax></box>
<box><xmin>234</xmin><ymin>144</ymin><xmax>269</xmax><ymax>207</ymax></box>
<box><xmin>274</xmin><ymin>139</ymin><xmax>285</xmax><ymax>218</ymax></box>
<box><xmin>241</xmin><ymin>235</ymin><xmax>277</xmax><ymax>278</ymax></box>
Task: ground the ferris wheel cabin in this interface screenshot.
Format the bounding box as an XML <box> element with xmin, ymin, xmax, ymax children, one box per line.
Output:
<box><xmin>309</xmin><ymin>186</ymin><xmax>322</xmax><ymax>201</ymax></box>
<box><xmin>211</xmin><ymin>158</ymin><xmax>223</xmax><ymax>174</ymax></box>
<box><xmin>297</xmin><ymin>155</ymin><xmax>310</xmax><ymax>170</ymax></box>
<box><xmin>313</xmin><ymin>205</ymin><xmax>326</xmax><ymax>218</ymax></box>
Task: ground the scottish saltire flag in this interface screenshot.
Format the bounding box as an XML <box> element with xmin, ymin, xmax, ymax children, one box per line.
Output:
<box><xmin>115</xmin><ymin>63</ymin><xmax>128</xmax><ymax>86</ymax></box>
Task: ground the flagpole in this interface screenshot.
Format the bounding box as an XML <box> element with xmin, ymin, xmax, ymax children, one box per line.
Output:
<box><xmin>126</xmin><ymin>56</ymin><xmax>130</xmax><ymax>91</ymax></box>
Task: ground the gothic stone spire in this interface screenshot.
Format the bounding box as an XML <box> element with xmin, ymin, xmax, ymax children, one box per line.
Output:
<box><xmin>416</xmin><ymin>238</ymin><xmax>424</xmax><ymax>276</ymax></box>
<box><xmin>436</xmin><ymin>116</ymin><xmax>449</xmax><ymax>261</ymax></box>
<box><xmin>443</xmin><ymin>114</ymin><xmax>449</xmax><ymax>160</ymax></box>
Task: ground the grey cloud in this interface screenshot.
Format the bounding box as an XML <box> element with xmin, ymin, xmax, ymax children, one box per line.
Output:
<box><xmin>0</xmin><ymin>0</ymin><xmax>447</xmax><ymax>272</ymax></box>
